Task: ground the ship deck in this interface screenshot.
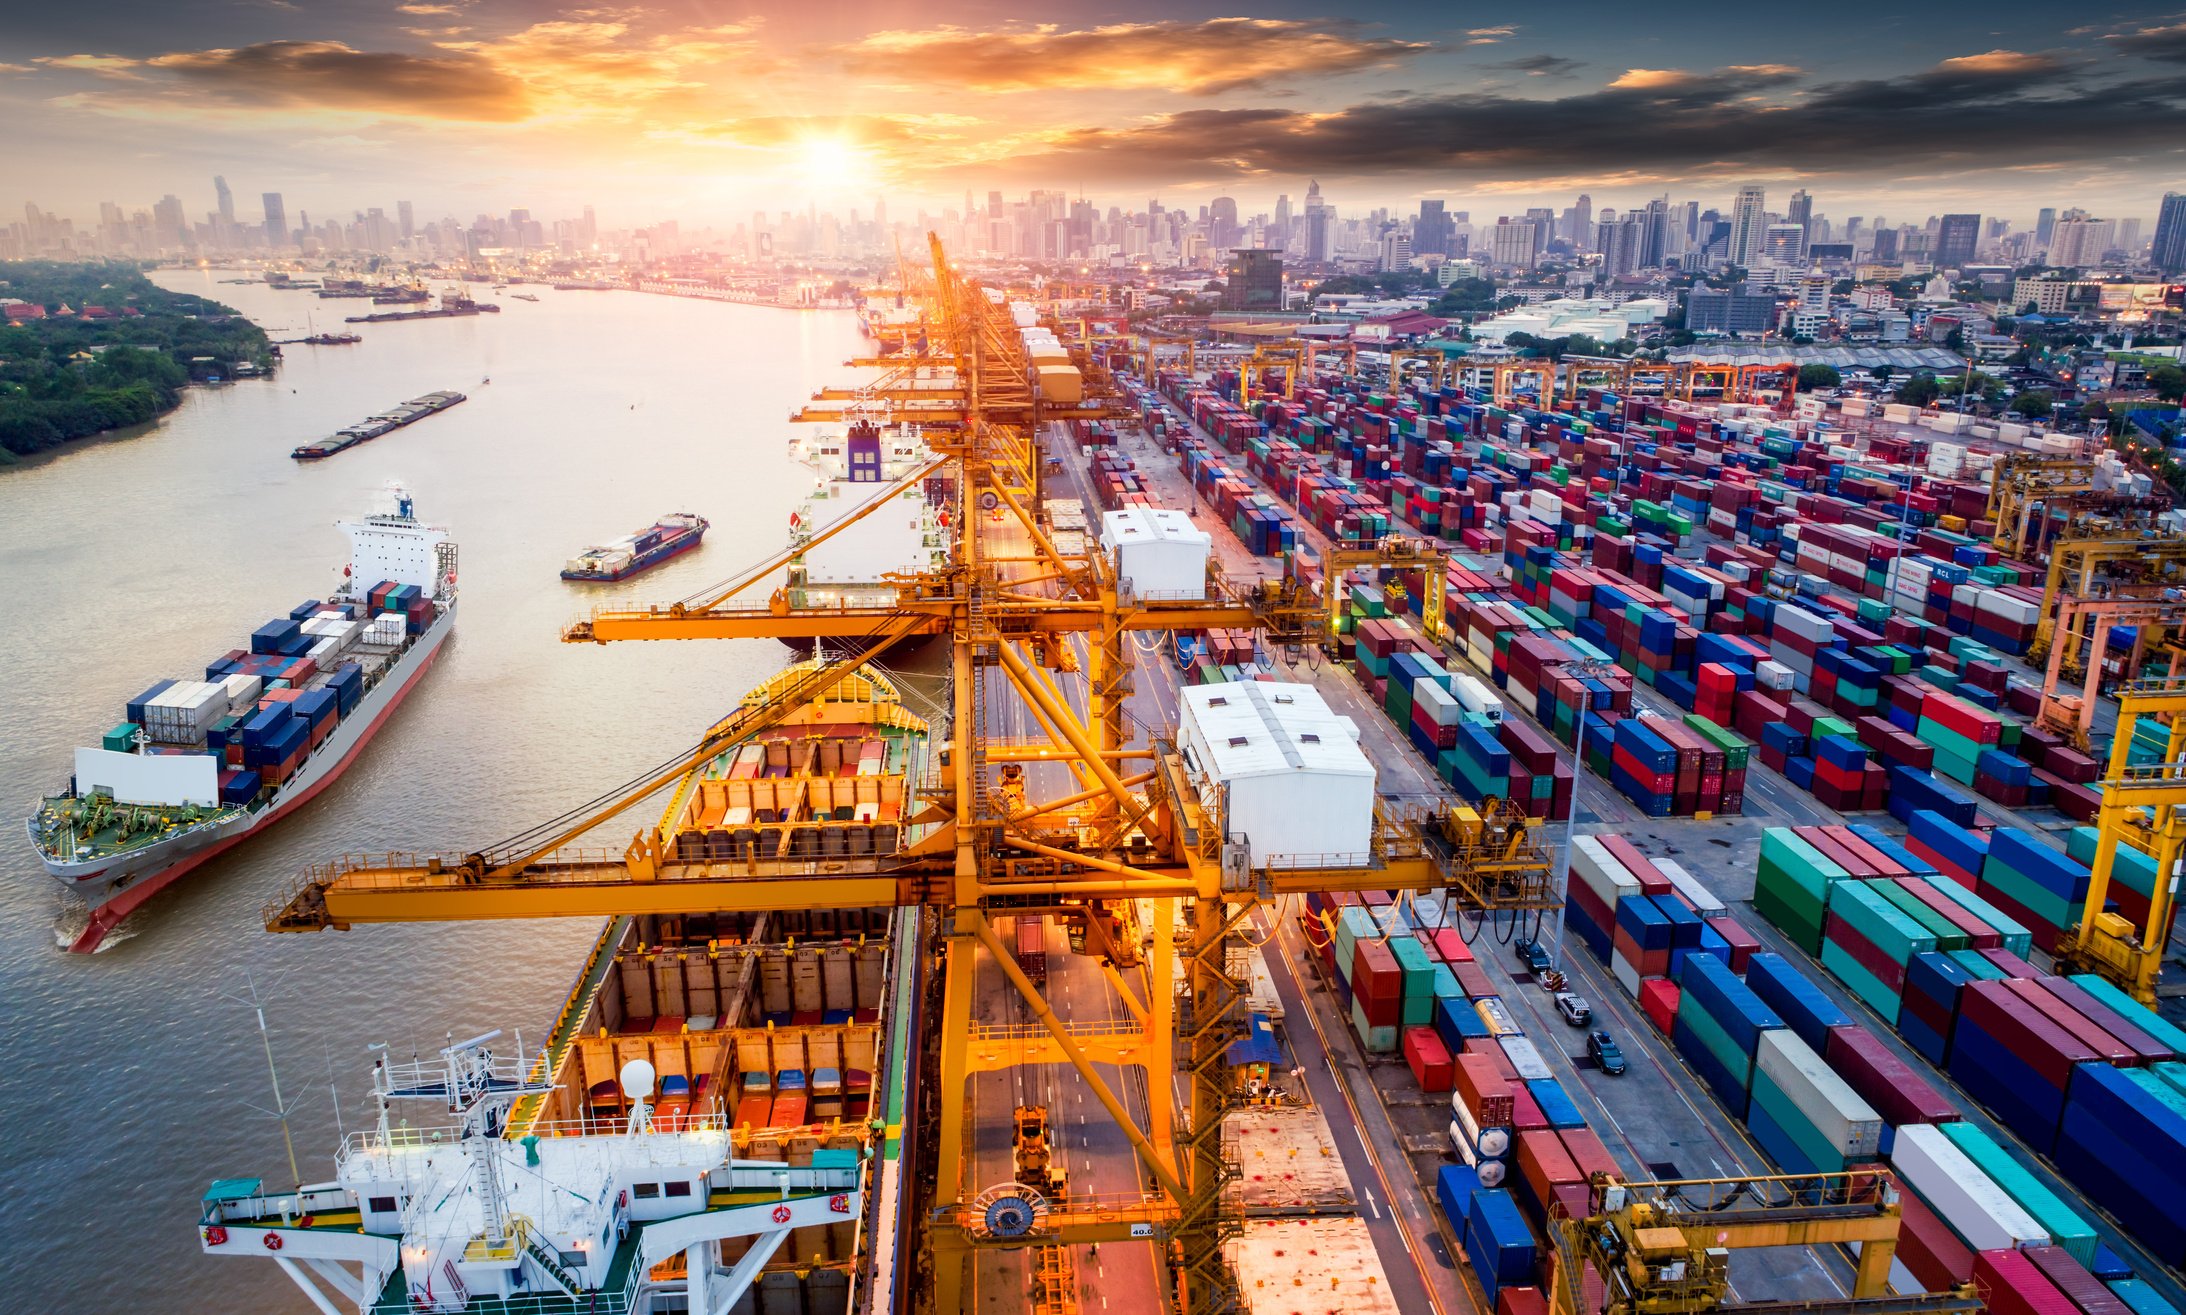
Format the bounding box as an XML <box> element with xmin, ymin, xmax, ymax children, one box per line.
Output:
<box><xmin>32</xmin><ymin>796</ymin><xmax>245</xmax><ymax>862</ymax></box>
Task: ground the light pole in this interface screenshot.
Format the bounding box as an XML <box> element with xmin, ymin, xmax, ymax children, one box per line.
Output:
<box><xmin>1547</xmin><ymin>656</ymin><xmax>1617</xmax><ymax>974</ymax></box>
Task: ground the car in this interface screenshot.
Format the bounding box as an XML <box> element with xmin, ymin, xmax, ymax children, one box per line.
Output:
<box><xmin>1555</xmin><ymin>993</ymin><xmax>1593</xmax><ymax>1027</ymax></box>
<box><xmin>1513</xmin><ymin>939</ymin><xmax>1553</xmax><ymax>974</ymax></box>
<box><xmin>1588</xmin><ymin>1030</ymin><xmax>1628</xmax><ymax>1076</ymax></box>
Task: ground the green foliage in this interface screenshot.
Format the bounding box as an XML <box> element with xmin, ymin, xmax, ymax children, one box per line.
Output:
<box><xmin>1797</xmin><ymin>363</ymin><xmax>1841</xmax><ymax>389</ymax></box>
<box><xmin>2151</xmin><ymin>366</ymin><xmax>2186</xmax><ymax>403</ymax></box>
<box><xmin>1896</xmin><ymin>373</ymin><xmax>1942</xmax><ymax>407</ymax></box>
<box><xmin>0</xmin><ymin>261</ymin><xmax>272</xmax><ymax>457</ymax></box>
<box><xmin>1429</xmin><ymin>277</ymin><xmax>1500</xmax><ymax>317</ymax></box>
<box><xmin>2009</xmin><ymin>389</ymin><xmax>2054</xmax><ymax>418</ymax></box>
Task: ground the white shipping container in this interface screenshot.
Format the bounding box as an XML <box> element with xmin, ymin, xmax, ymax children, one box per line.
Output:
<box><xmin>1414</xmin><ymin>680</ymin><xmax>1462</xmax><ymax>727</ymax></box>
<box><xmin>1755</xmin><ymin>1030</ymin><xmax>1883</xmax><ymax>1156</ymax></box>
<box><xmin>1610</xmin><ymin>949</ymin><xmax>1643</xmax><ymax>999</ymax></box>
<box><xmin>1889</xmin><ymin>1123</ymin><xmax>2047</xmax><ymax>1252</ymax></box>
<box><xmin>1657</xmin><ymin>858</ymin><xmax>1726</xmax><ymax>917</ymax></box>
<box><xmin>1774</xmin><ymin>605</ymin><xmax>1834</xmax><ymax>643</ymax></box>
<box><xmin>1497</xmin><ymin>1036</ymin><xmax>1554</xmax><ymax>1082</ymax></box>
<box><xmin>222</xmin><ymin>674</ymin><xmax>264</xmax><ymax>710</ymax></box>
<box><xmin>1450</xmin><ymin>674</ymin><xmax>1504</xmax><ymax>726</ymax></box>
<box><xmin>1754</xmin><ymin>661</ymin><xmax>1797</xmax><ymax>692</ymax></box>
<box><xmin>1571</xmin><ymin>835</ymin><xmax>1641</xmax><ymax>910</ymax></box>
<box><xmin>1447</xmin><ymin>1126</ymin><xmax>1510</xmax><ymax>1186</ymax></box>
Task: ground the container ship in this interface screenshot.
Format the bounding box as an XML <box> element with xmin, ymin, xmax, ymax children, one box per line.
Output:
<box><xmin>291</xmin><ymin>390</ymin><xmax>464</xmax><ymax>460</ymax></box>
<box><xmin>28</xmin><ymin>486</ymin><xmax>456</xmax><ymax>952</ymax></box>
<box><xmin>561</xmin><ymin>512</ymin><xmax>710</xmax><ymax>582</ymax></box>
<box><xmin>783</xmin><ymin>418</ymin><xmax>949</xmax><ymax>650</ymax></box>
<box><xmin>193</xmin><ymin>661</ymin><xmax>928</xmax><ymax>1315</ymax></box>
<box><xmin>344</xmin><ymin>292</ymin><xmax>500</xmax><ymax>324</ymax></box>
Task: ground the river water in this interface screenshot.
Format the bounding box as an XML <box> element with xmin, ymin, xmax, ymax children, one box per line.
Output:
<box><xmin>0</xmin><ymin>273</ymin><xmax>876</xmax><ymax>1309</ymax></box>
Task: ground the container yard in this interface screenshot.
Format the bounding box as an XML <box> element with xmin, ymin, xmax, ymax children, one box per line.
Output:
<box><xmin>205</xmin><ymin>245</ymin><xmax>2186</xmax><ymax>1315</ymax></box>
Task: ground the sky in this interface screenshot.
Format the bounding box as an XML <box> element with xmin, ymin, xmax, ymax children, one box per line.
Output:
<box><xmin>7</xmin><ymin>1</ymin><xmax>2186</xmax><ymax>229</ymax></box>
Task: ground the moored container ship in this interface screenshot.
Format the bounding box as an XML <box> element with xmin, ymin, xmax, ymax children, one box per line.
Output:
<box><xmin>192</xmin><ymin>660</ymin><xmax>928</xmax><ymax>1315</ymax></box>
<box><xmin>782</xmin><ymin>418</ymin><xmax>950</xmax><ymax>652</ymax></box>
<box><xmin>27</xmin><ymin>485</ymin><xmax>457</xmax><ymax>952</ymax></box>
<box><xmin>561</xmin><ymin>512</ymin><xmax>709</xmax><ymax>582</ymax></box>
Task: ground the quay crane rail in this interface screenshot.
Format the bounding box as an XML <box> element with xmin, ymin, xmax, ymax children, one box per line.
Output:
<box><xmin>264</xmin><ymin>234</ymin><xmax>1556</xmax><ymax>1315</ymax></box>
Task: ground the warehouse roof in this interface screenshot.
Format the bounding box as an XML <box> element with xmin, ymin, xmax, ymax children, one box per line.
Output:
<box><xmin>1670</xmin><ymin>344</ymin><xmax>1964</xmax><ymax>370</ymax></box>
<box><xmin>1180</xmin><ymin>681</ymin><xmax>1373</xmax><ymax>782</ymax></box>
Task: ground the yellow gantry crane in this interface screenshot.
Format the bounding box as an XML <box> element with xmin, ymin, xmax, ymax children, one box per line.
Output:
<box><xmin>1548</xmin><ymin>1174</ymin><xmax>1976</xmax><ymax>1315</ymax></box>
<box><xmin>264</xmin><ymin>234</ymin><xmax>1556</xmax><ymax>1315</ymax></box>
<box><xmin>2058</xmin><ymin>677</ymin><xmax>2186</xmax><ymax>1004</ymax></box>
<box><xmin>2026</xmin><ymin>536</ymin><xmax>2186</xmax><ymax>669</ymax></box>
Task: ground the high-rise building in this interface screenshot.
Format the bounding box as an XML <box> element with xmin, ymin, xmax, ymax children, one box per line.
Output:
<box><xmin>1573</xmin><ymin>194</ymin><xmax>1594</xmax><ymax>248</ymax></box>
<box><xmin>214</xmin><ymin>176</ymin><xmax>234</xmax><ymax>225</ymax></box>
<box><xmin>1762</xmin><ymin>223</ymin><xmax>1807</xmax><ymax>264</ymax></box>
<box><xmin>1787</xmin><ymin>189</ymin><xmax>1812</xmax><ymax>237</ymax></box>
<box><xmin>1489</xmin><ymin>218</ymin><xmax>1541</xmax><ymax>269</ymax></box>
<box><xmin>2049</xmin><ymin>215</ymin><xmax>2115</xmax><ymax>268</ymax></box>
<box><xmin>1728</xmin><ymin>183</ymin><xmax>1767</xmax><ymax>266</ymax></box>
<box><xmin>153</xmin><ymin>195</ymin><xmax>186</xmax><ymax>248</ymax></box>
<box><xmin>1416</xmin><ymin>199</ymin><xmax>1451</xmax><ymax>256</ymax></box>
<box><xmin>398</xmin><ymin>200</ymin><xmax>414</xmax><ymax>240</ymax></box>
<box><xmin>1209</xmin><ymin>196</ymin><xmax>1239</xmax><ymax>250</ymax></box>
<box><xmin>1302</xmin><ymin>180</ymin><xmax>1332</xmax><ymax>263</ymax></box>
<box><xmin>1221</xmin><ymin>249</ymin><xmax>1284</xmax><ymax>311</ymax></box>
<box><xmin>1935</xmin><ymin>213</ymin><xmax>1980</xmax><ymax>267</ymax></box>
<box><xmin>2153</xmin><ymin>193</ymin><xmax>2186</xmax><ymax>275</ymax></box>
<box><xmin>2035</xmin><ymin>207</ymin><xmax>2058</xmax><ymax>249</ymax></box>
<box><xmin>1272</xmin><ymin>193</ymin><xmax>1291</xmax><ymax>250</ymax></box>
<box><xmin>1640</xmin><ymin>197</ymin><xmax>1671</xmax><ymax>267</ymax></box>
<box><xmin>262</xmin><ymin>192</ymin><xmax>286</xmax><ymax>246</ymax></box>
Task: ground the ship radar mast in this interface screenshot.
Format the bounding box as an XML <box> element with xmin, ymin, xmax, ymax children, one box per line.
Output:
<box><xmin>368</xmin><ymin>1029</ymin><xmax>551</xmax><ymax>1248</ymax></box>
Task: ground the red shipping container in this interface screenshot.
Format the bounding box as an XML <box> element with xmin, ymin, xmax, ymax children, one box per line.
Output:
<box><xmin>1959</xmin><ymin>980</ymin><xmax>2100</xmax><ymax>1089</ymax></box>
<box><xmin>1895</xmin><ymin>877</ymin><xmax>2000</xmax><ymax>948</ymax></box>
<box><xmin>1510</xmin><ymin>1086</ymin><xmax>1548</xmax><ymax>1132</ymax></box>
<box><xmin>2035</xmin><ymin>977</ymin><xmax>2176</xmax><ymax>1063</ymax></box>
<box><xmin>2001</xmin><ymin>978</ymin><xmax>2135</xmax><ymax>1066</ymax></box>
<box><xmin>1498</xmin><ymin>1288</ymin><xmax>1551</xmax><ymax>1315</ymax></box>
<box><xmin>1711</xmin><ymin>916</ymin><xmax>1761</xmax><ymax>972</ymax></box>
<box><xmin>1557</xmin><ymin>1127</ymin><xmax>1619</xmax><ymax>1185</ymax></box>
<box><xmin>1431</xmin><ymin>927</ymin><xmax>1476</xmax><ymax>965</ymax></box>
<box><xmin>1517</xmin><ymin>1127</ymin><xmax>1583</xmax><ymax>1215</ymax></box>
<box><xmin>1351</xmin><ymin>940</ymin><xmax>1404</xmax><ymax>1005</ymax></box>
<box><xmin>1456</xmin><ymin>1052</ymin><xmax>1517</xmax><ymax>1126</ymax></box>
<box><xmin>2021</xmin><ymin>1247</ymin><xmax>2133</xmax><ymax>1315</ymax></box>
<box><xmin>1895</xmin><ymin>1186</ymin><xmax>1977</xmax><ymax>1290</ymax></box>
<box><xmin>1454</xmin><ymin>961</ymin><xmax>1499</xmax><ymax>1000</ymax></box>
<box><xmin>1974</xmin><ymin>1248</ymin><xmax>2077</xmax><ymax>1315</ymax></box>
<box><xmin>1821</xmin><ymin>1024</ymin><xmax>1960</xmax><ymax>1126</ymax></box>
<box><xmin>1404</xmin><ymin>1026</ymin><xmax>1456</xmax><ymax>1092</ymax></box>
<box><xmin>1639</xmin><ymin>979</ymin><xmax>1680</xmax><ymax>1035</ymax></box>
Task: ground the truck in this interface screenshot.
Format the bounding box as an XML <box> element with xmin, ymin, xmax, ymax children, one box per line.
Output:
<box><xmin>1451</xmin><ymin>672</ymin><xmax>1505</xmax><ymax>725</ymax></box>
<box><xmin>1013</xmin><ymin>1105</ymin><xmax>1068</xmax><ymax>1200</ymax></box>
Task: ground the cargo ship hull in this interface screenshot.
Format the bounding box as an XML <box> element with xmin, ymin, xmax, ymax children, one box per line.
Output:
<box><xmin>559</xmin><ymin>525</ymin><xmax>707</xmax><ymax>581</ymax></box>
<box><xmin>37</xmin><ymin>603</ymin><xmax>454</xmax><ymax>951</ymax></box>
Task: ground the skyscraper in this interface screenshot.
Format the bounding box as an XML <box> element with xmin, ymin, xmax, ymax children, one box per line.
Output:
<box><xmin>262</xmin><ymin>192</ymin><xmax>286</xmax><ymax>246</ymax></box>
<box><xmin>1935</xmin><ymin>213</ymin><xmax>1980</xmax><ymax>267</ymax></box>
<box><xmin>398</xmin><ymin>200</ymin><xmax>414</xmax><ymax>240</ymax></box>
<box><xmin>1302</xmin><ymin>180</ymin><xmax>1332</xmax><ymax>263</ymax></box>
<box><xmin>1728</xmin><ymin>184</ymin><xmax>1766</xmax><ymax>266</ymax></box>
<box><xmin>1272</xmin><ymin>193</ymin><xmax>1292</xmax><ymax>250</ymax></box>
<box><xmin>2035</xmin><ymin>207</ymin><xmax>2057</xmax><ymax>249</ymax></box>
<box><xmin>1416</xmin><ymin>199</ymin><xmax>1451</xmax><ymax>256</ymax></box>
<box><xmin>1208</xmin><ymin>196</ymin><xmax>1239</xmax><ymax>250</ymax></box>
<box><xmin>214</xmin><ymin>176</ymin><xmax>234</xmax><ymax>225</ymax></box>
<box><xmin>1786</xmin><ymin>189</ymin><xmax>1812</xmax><ymax>236</ymax></box>
<box><xmin>2153</xmin><ymin>193</ymin><xmax>2186</xmax><ymax>275</ymax></box>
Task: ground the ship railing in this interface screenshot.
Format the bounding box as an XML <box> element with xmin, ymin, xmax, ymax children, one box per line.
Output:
<box><xmin>367</xmin><ymin>1251</ymin><xmax>647</xmax><ymax>1315</ymax></box>
<box><xmin>204</xmin><ymin>1185</ymin><xmax>357</xmax><ymax>1226</ymax></box>
<box><xmin>336</xmin><ymin>1121</ymin><xmax>745</xmax><ymax>1180</ymax></box>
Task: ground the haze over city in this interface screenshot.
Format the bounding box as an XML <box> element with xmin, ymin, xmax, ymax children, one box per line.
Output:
<box><xmin>7</xmin><ymin>1</ymin><xmax>2186</xmax><ymax>222</ymax></box>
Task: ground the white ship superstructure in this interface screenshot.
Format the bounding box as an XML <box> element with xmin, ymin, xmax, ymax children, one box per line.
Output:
<box><xmin>198</xmin><ymin>1032</ymin><xmax>865</xmax><ymax>1314</ymax></box>
<box><xmin>784</xmin><ymin>419</ymin><xmax>947</xmax><ymax>609</ymax></box>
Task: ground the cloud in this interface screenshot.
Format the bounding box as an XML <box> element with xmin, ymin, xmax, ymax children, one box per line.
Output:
<box><xmin>35</xmin><ymin>18</ymin><xmax>764</xmax><ymax>126</ymax></box>
<box><xmin>960</xmin><ymin>53</ymin><xmax>2175</xmax><ymax>188</ymax></box>
<box><xmin>395</xmin><ymin>2</ymin><xmax>461</xmax><ymax>13</ymax></box>
<box><xmin>1491</xmin><ymin>54</ymin><xmax>1583</xmax><ymax>78</ymax></box>
<box><xmin>1465</xmin><ymin>26</ymin><xmax>1516</xmax><ymax>45</ymax></box>
<box><xmin>136</xmin><ymin>41</ymin><xmax>531</xmax><ymax>120</ymax></box>
<box><xmin>2106</xmin><ymin>22</ymin><xmax>2186</xmax><ymax>63</ymax></box>
<box><xmin>836</xmin><ymin>19</ymin><xmax>1430</xmax><ymax>95</ymax></box>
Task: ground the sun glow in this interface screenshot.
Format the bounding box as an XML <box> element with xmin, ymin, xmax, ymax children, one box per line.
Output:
<box><xmin>795</xmin><ymin>135</ymin><xmax>871</xmax><ymax>186</ymax></box>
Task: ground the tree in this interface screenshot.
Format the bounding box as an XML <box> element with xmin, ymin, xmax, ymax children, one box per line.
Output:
<box><xmin>2151</xmin><ymin>365</ymin><xmax>2186</xmax><ymax>403</ymax></box>
<box><xmin>1897</xmin><ymin>373</ymin><xmax>1943</xmax><ymax>408</ymax></box>
<box><xmin>2010</xmin><ymin>390</ymin><xmax>2054</xmax><ymax>418</ymax></box>
<box><xmin>1798</xmin><ymin>363</ymin><xmax>1842</xmax><ymax>390</ymax></box>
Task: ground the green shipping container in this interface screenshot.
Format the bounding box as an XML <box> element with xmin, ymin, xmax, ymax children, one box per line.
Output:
<box><xmin>1828</xmin><ymin>879</ymin><xmax>1937</xmax><ymax>965</ymax></box>
<box><xmin>1750</xmin><ymin>1065</ymin><xmax>1848</xmax><ymax>1172</ymax></box>
<box><xmin>1391</xmin><ymin>935</ymin><xmax>1437</xmax><ymax>997</ymax></box>
<box><xmin>1937</xmin><ymin>1122</ymin><xmax>2096</xmax><ymax>1265</ymax></box>
<box><xmin>102</xmin><ymin>723</ymin><xmax>138</xmax><ymax>753</ymax></box>
<box><xmin>1870</xmin><ymin>880</ymin><xmax>1969</xmax><ymax>951</ymax></box>
<box><xmin>1819</xmin><ymin>938</ymin><xmax>1901</xmax><ymax>1024</ymax></box>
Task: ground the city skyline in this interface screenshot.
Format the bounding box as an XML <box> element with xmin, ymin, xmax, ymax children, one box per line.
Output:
<box><xmin>6</xmin><ymin>2</ymin><xmax>2186</xmax><ymax>220</ymax></box>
